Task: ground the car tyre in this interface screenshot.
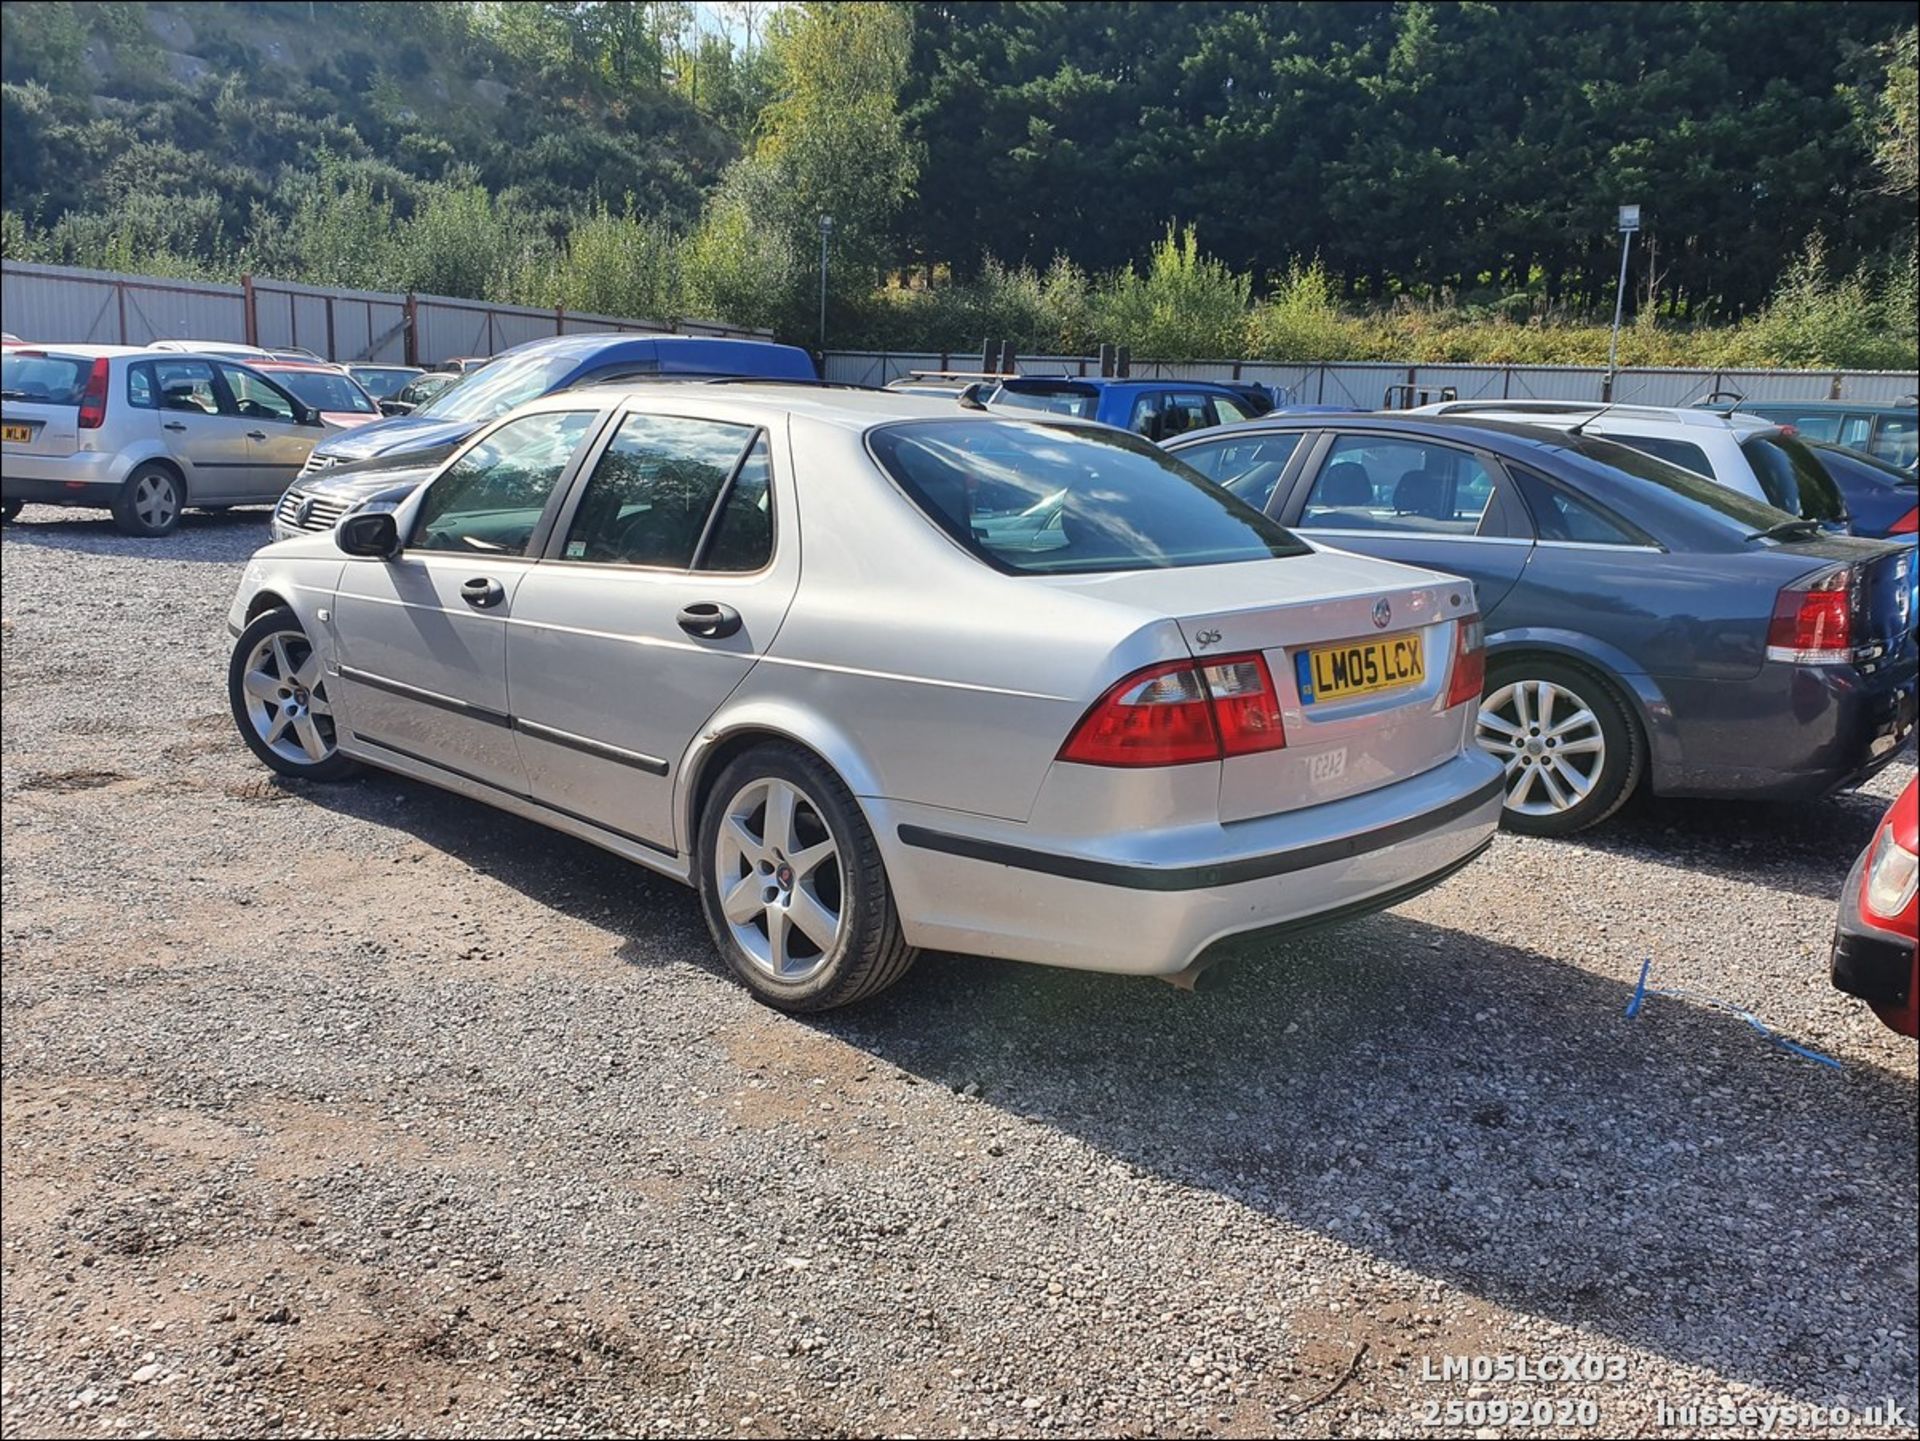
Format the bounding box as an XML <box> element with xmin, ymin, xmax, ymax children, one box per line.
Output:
<box><xmin>1477</xmin><ymin>657</ymin><xmax>1641</xmax><ymax>837</ymax></box>
<box><xmin>697</xmin><ymin>743</ymin><xmax>917</xmax><ymax>1011</ymax></box>
<box><xmin>111</xmin><ymin>463</ymin><xmax>184</xmax><ymax>537</ymax></box>
<box><xmin>1</xmin><ymin>498</ymin><xmax>20</xmax><ymax>523</ymax></box>
<box><xmin>227</xmin><ymin>607</ymin><xmax>359</xmax><ymax>782</ymax></box>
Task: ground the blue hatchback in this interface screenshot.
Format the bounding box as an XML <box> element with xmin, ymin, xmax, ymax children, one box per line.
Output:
<box><xmin>985</xmin><ymin>376</ymin><xmax>1269</xmax><ymax>441</ymax></box>
<box><xmin>1168</xmin><ymin>414</ymin><xmax>1917</xmax><ymax>836</ymax></box>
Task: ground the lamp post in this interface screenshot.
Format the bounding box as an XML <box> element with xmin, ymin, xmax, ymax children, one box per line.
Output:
<box><xmin>817</xmin><ymin>215</ymin><xmax>834</xmax><ymax>354</ymax></box>
<box><xmin>1604</xmin><ymin>203</ymin><xmax>1640</xmax><ymax>402</ymax></box>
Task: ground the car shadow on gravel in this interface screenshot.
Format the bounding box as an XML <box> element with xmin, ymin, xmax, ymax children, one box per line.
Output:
<box><xmin>1</xmin><ymin>506</ymin><xmax>272</xmax><ymax>562</ymax></box>
<box><xmin>287</xmin><ymin>767</ymin><xmax>1915</xmax><ymax>1410</ymax></box>
<box><xmin>819</xmin><ymin>914</ymin><xmax>1919</xmax><ymax>1411</ymax></box>
<box><xmin>1548</xmin><ymin>754</ymin><xmax>1915</xmax><ymax>904</ymax></box>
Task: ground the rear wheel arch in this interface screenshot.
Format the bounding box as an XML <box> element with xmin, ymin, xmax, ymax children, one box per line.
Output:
<box><xmin>682</xmin><ymin>725</ymin><xmax>871</xmax><ymax>883</ymax></box>
<box><xmin>1480</xmin><ymin>647</ymin><xmax>1648</xmax><ymax>833</ymax></box>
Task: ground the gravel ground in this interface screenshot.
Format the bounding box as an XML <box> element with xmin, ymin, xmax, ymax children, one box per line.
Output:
<box><xmin>2</xmin><ymin>504</ymin><xmax>1916</xmax><ymax>1441</ymax></box>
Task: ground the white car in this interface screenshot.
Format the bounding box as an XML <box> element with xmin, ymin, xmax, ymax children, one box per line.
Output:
<box><xmin>2</xmin><ymin>345</ymin><xmax>329</xmax><ymax>534</ymax></box>
<box><xmin>1411</xmin><ymin>401</ymin><xmax>1851</xmax><ymax>530</ymax></box>
<box><xmin>224</xmin><ymin>384</ymin><xmax>1503</xmax><ymax>1010</ymax></box>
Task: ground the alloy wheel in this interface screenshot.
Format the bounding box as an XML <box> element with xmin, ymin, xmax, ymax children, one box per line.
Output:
<box><xmin>133</xmin><ymin>472</ymin><xmax>179</xmax><ymax>531</ymax></box>
<box><xmin>1477</xmin><ymin>678</ymin><xmax>1607</xmax><ymax>817</ymax></box>
<box><xmin>712</xmin><ymin>776</ymin><xmax>844</xmax><ymax>983</ymax></box>
<box><xmin>238</xmin><ymin>629</ymin><xmax>337</xmax><ymax>766</ymax></box>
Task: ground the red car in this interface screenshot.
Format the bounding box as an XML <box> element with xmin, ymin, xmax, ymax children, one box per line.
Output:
<box><xmin>248</xmin><ymin>359</ymin><xmax>383</xmax><ymax>431</ymax></box>
<box><xmin>1831</xmin><ymin>776</ymin><xmax>1919</xmax><ymax>1037</ymax></box>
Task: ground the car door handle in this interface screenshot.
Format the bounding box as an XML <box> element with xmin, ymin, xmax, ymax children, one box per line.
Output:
<box><xmin>677</xmin><ymin>602</ymin><xmax>742</xmax><ymax>640</ymax></box>
<box><xmin>459</xmin><ymin>577</ymin><xmax>506</xmax><ymax>610</ymax></box>
<box><xmin>246</xmin><ymin>429</ymin><xmax>268</xmax><ymax>441</ymax></box>
<box><xmin>162</xmin><ymin>421</ymin><xmax>187</xmax><ymax>432</ymax></box>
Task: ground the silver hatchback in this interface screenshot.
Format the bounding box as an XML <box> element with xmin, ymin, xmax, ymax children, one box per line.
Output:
<box><xmin>2</xmin><ymin>346</ymin><xmax>329</xmax><ymax>535</ymax></box>
<box><xmin>224</xmin><ymin>385</ymin><xmax>1502</xmax><ymax>1010</ymax></box>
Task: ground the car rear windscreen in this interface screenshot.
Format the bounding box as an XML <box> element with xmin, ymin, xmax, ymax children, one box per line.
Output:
<box><xmin>868</xmin><ymin>418</ymin><xmax>1311</xmax><ymax>574</ymax></box>
<box><xmin>991</xmin><ymin>385</ymin><xmax>1099</xmax><ymax>420</ymax></box>
<box><xmin>2</xmin><ymin>353</ymin><xmax>91</xmax><ymax>406</ymax></box>
<box><xmin>1740</xmin><ymin>434</ymin><xmax>1849</xmax><ymax>525</ymax></box>
<box><xmin>275</xmin><ymin>371</ymin><xmax>377</xmax><ymax>414</ymax></box>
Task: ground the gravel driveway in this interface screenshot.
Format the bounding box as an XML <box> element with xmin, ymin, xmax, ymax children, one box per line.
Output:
<box><xmin>3</xmin><ymin>506</ymin><xmax>1915</xmax><ymax>1440</ymax></box>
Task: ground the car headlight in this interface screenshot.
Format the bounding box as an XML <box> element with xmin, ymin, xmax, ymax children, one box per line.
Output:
<box><xmin>1864</xmin><ymin>826</ymin><xmax>1919</xmax><ymax>920</ymax></box>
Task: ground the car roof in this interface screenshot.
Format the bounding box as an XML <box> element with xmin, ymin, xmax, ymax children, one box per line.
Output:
<box><xmin>996</xmin><ymin>374</ymin><xmax>1242</xmax><ymax>394</ymax></box>
<box><xmin>6</xmin><ymin>344</ymin><xmax>159</xmax><ymax>360</ymax></box>
<box><xmin>1417</xmin><ymin>400</ymin><xmax>1776</xmax><ymax>432</ymax></box>
<box><xmin>542</xmin><ymin>380</ymin><xmax>1058</xmax><ymax>431</ymax></box>
<box><xmin>1172</xmin><ymin>409</ymin><xmax>1666</xmax><ymax>456</ymax></box>
<box><xmin>251</xmin><ymin>359</ymin><xmax>347</xmax><ymax>373</ymax></box>
<box><xmin>1725</xmin><ymin>397</ymin><xmax>1918</xmax><ymax>414</ymax></box>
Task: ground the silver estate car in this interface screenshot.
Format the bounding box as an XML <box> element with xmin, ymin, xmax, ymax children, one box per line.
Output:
<box><xmin>2</xmin><ymin>345</ymin><xmax>330</xmax><ymax>534</ymax></box>
<box><xmin>224</xmin><ymin>386</ymin><xmax>1503</xmax><ymax>1010</ymax></box>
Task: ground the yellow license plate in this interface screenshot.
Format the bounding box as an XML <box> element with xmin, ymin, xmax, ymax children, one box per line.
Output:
<box><xmin>1297</xmin><ymin>631</ymin><xmax>1426</xmax><ymax>704</ymax></box>
<box><xmin>1</xmin><ymin>423</ymin><xmax>32</xmax><ymax>443</ymax></box>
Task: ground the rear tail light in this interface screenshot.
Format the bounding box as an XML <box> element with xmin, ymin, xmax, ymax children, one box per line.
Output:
<box><xmin>1766</xmin><ymin>566</ymin><xmax>1853</xmax><ymax>664</ymax></box>
<box><xmin>1890</xmin><ymin>506</ymin><xmax>1917</xmax><ymax>535</ymax></box>
<box><xmin>1444</xmin><ymin>614</ymin><xmax>1486</xmax><ymax>709</ymax></box>
<box><xmin>76</xmin><ymin>356</ymin><xmax>111</xmax><ymax>429</ymax></box>
<box><xmin>1059</xmin><ymin>652</ymin><xmax>1285</xmax><ymax>767</ymax></box>
<box><xmin>1863</xmin><ymin>825</ymin><xmax>1919</xmax><ymax>920</ymax></box>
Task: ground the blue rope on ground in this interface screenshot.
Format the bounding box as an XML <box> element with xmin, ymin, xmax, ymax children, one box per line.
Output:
<box><xmin>1623</xmin><ymin>957</ymin><xmax>1844</xmax><ymax>1070</ymax></box>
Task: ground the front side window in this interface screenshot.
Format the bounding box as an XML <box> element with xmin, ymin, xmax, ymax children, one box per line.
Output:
<box><xmin>219</xmin><ymin>364</ymin><xmax>296</xmax><ymax>423</ymax></box>
<box><xmin>868</xmin><ymin>418</ymin><xmax>1310</xmax><ymax>575</ymax></box>
<box><xmin>1176</xmin><ymin>432</ymin><xmax>1303</xmax><ymax>511</ymax></box>
<box><xmin>1611</xmin><ymin>433</ymin><xmax>1712</xmax><ymax>478</ymax></box>
<box><xmin>1298</xmin><ymin>436</ymin><xmax>1499</xmax><ymax>536</ymax></box>
<box><xmin>1740</xmin><ymin>434</ymin><xmax>1847</xmax><ymax>524</ymax></box>
<box><xmin>560</xmin><ymin>414</ymin><xmax>757</xmax><ymax>569</ymax></box>
<box><xmin>1871</xmin><ymin>416</ymin><xmax>1917</xmax><ymax>468</ymax></box>
<box><xmin>410</xmin><ymin>410</ymin><xmax>597</xmax><ymax>556</ymax></box>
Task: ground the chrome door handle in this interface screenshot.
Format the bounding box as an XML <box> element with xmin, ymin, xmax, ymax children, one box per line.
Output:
<box><xmin>246</xmin><ymin>429</ymin><xmax>268</xmax><ymax>441</ymax></box>
<box><xmin>459</xmin><ymin>577</ymin><xmax>506</xmax><ymax>610</ymax></box>
<box><xmin>162</xmin><ymin>421</ymin><xmax>187</xmax><ymax>432</ymax></box>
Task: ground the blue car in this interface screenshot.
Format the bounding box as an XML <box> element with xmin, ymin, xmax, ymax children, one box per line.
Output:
<box><xmin>272</xmin><ymin>333</ymin><xmax>817</xmax><ymax>538</ymax></box>
<box><xmin>985</xmin><ymin>376</ymin><xmax>1270</xmax><ymax>441</ymax></box>
<box><xmin>1167</xmin><ymin>414</ymin><xmax>1917</xmax><ymax>836</ymax></box>
<box><xmin>1801</xmin><ymin>440</ymin><xmax>1918</xmax><ymax>540</ymax></box>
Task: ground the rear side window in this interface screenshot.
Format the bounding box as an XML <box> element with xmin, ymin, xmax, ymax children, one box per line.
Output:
<box><xmin>1176</xmin><ymin>432</ymin><xmax>1303</xmax><ymax>511</ymax></box>
<box><xmin>3</xmin><ymin>352</ymin><xmax>92</xmax><ymax>406</ymax></box>
<box><xmin>561</xmin><ymin>414</ymin><xmax>757</xmax><ymax>569</ymax></box>
<box><xmin>1510</xmin><ymin>469</ymin><xmax>1642</xmax><ymax>545</ymax></box>
<box><xmin>1740</xmin><ymin>434</ymin><xmax>1847</xmax><ymax>524</ymax></box>
<box><xmin>1611</xmin><ymin>433</ymin><xmax>1711</xmax><ymax>478</ymax></box>
<box><xmin>142</xmin><ymin>359</ymin><xmax>220</xmax><ymax>415</ymax></box>
<box><xmin>1871</xmin><ymin>416</ymin><xmax>1917</xmax><ymax>468</ymax></box>
<box><xmin>868</xmin><ymin>418</ymin><xmax>1310</xmax><ymax>575</ymax></box>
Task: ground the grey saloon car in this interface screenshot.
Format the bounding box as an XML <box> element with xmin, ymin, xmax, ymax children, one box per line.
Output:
<box><xmin>226</xmin><ymin>386</ymin><xmax>1503</xmax><ymax>1010</ymax></box>
<box><xmin>1167</xmin><ymin>415</ymin><xmax>1917</xmax><ymax>836</ymax></box>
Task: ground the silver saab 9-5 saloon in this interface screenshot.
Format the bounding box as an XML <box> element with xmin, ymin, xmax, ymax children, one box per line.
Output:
<box><xmin>225</xmin><ymin>385</ymin><xmax>1503</xmax><ymax>1010</ymax></box>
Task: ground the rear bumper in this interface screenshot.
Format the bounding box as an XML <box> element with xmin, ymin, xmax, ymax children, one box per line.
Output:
<box><xmin>1652</xmin><ymin>662</ymin><xmax>1916</xmax><ymax>800</ymax></box>
<box><xmin>872</xmin><ymin>750</ymin><xmax>1504</xmax><ymax>974</ymax></box>
<box><xmin>1829</xmin><ymin>846</ymin><xmax>1919</xmax><ymax>1037</ymax></box>
<box><xmin>1</xmin><ymin>449</ymin><xmax>130</xmax><ymax>499</ymax></box>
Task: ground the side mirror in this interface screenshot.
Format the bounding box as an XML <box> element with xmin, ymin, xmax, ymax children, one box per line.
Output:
<box><xmin>297</xmin><ymin>403</ymin><xmax>323</xmax><ymax>426</ymax></box>
<box><xmin>380</xmin><ymin>399</ymin><xmax>411</xmax><ymax>417</ymax></box>
<box><xmin>336</xmin><ymin>510</ymin><xmax>400</xmax><ymax>559</ymax></box>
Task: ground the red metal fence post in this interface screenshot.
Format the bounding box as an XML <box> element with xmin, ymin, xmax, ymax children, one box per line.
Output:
<box><xmin>242</xmin><ymin>273</ymin><xmax>258</xmax><ymax>347</ymax></box>
<box><xmin>404</xmin><ymin>293</ymin><xmax>419</xmax><ymax>367</ymax></box>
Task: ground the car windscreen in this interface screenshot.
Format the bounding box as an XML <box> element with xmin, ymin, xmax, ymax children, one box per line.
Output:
<box><xmin>868</xmin><ymin>418</ymin><xmax>1312</xmax><ymax>575</ymax></box>
<box><xmin>2</xmin><ymin>352</ymin><xmax>91</xmax><ymax>405</ymax></box>
<box><xmin>990</xmin><ymin>385</ymin><xmax>1099</xmax><ymax>420</ymax></box>
<box><xmin>423</xmin><ymin>353</ymin><xmax>575</xmax><ymax>422</ymax></box>
<box><xmin>273</xmin><ymin>371</ymin><xmax>377</xmax><ymax>414</ymax></box>
<box><xmin>1556</xmin><ymin>434</ymin><xmax>1795</xmax><ymax>535</ymax></box>
<box><xmin>1740</xmin><ymin>433</ymin><xmax>1848</xmax><ymax>524</ymax></box>
<box><xmin>351</xmin><ymin>368</ymin><xmax>419</xmax><ymax>400</ymax></box>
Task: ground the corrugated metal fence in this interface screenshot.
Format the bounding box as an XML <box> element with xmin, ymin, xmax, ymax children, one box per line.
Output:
<box><xmin>1</xmin><ymin>261</ymin><xmax>770</xmax><ymax>364</ymax></box>
<box><xmin>823</xmin><ymin>350</ymin><xmax>1920</xmax><ymax>407</ymax></box>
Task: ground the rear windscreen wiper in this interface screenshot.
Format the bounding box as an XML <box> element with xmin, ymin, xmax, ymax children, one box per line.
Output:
<box><xmin>1744</xmin><ymin>518</ymin><xmax>1825</xmax><ymax>542</ymax></box>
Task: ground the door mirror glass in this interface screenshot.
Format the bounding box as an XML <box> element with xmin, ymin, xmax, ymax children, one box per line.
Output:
<box><xmin>336</xmin><ymin>510</ymin><xmax>400</xmax><ymax>558</ymax></box>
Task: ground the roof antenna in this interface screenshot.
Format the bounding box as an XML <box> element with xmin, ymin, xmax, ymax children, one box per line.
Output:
<box><xmin>1565</xmin><ymin>401</ymin><xmax>1617</xmax><ymax>437</ymax></box>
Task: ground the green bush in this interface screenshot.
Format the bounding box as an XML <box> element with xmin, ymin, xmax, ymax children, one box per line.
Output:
<box><xmin>1090</xmin><ymin>225</ymin><xmax>1250</xmax><ymax>360</ymax></box>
